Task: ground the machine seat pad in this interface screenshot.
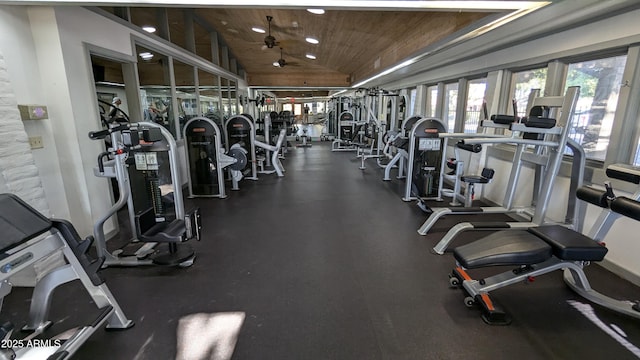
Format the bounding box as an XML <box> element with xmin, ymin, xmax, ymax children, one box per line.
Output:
<box><xmin>528</xmin><ymin>225</ymin><xmax>608</xmax><ymax>261</ymax></box>
<box><xmin>454</xmin><ymin>231</ymin><xmax>552</xmax><ymax>269</ymax></box>
<box><xmin>460</xmin><ymin>175</ymin><xmax>490</xmax><ymax>184</ymax></box>
<box><xmin>140</xmin><ymin>219</ymin><xmax>185</xmax><ymax>243</ymax></box>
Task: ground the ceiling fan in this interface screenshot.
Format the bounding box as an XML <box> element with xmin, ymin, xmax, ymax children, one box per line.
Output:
<box><xmin>264</xmin><ymin>16</ymin><xmax>277</xmax><ymax>49</ymax></box>
<box><xmin>274</xmin><ymin>47</ymin><xmax>298</xmax><ymax>68</ymax></box>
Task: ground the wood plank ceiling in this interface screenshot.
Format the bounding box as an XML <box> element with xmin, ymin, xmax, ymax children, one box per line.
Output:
<box><xmin>127</xmin><ymin>7</ymin><xmax>498</xmax><ymax>97</ymax></box>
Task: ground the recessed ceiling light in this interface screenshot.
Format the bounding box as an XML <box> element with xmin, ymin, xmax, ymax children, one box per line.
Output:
<box><xmin>252</xmin><ymin>27</ymin><xmax>266</xmax><ymax>33</ymax></box>
<box><xmin>307</xmin><ymin>9</ymin><xmax>325</xmax><ymax>15</ymax></box>
<box><xmin>305</xmin><ymin>37</ymin><xmax>319</xmax><ymax>44</ymax></box>
<box><xmin>142</xmin><ymin>26</ymin><xmax>156</xmax><ymax>33</ymax></box>
<box><xmin>306</xmin><ymin>54</ymin><xmax>316</xmax><ymax>60</ymax></box>
<box><xmin>228</xmin><ymin>28</ymin><xmax>239</xmax><ymax>34</ymax></box>
<box><xmin>139</xmin><ymin>52</ymin><xmax>154</xmax><ymax>60</ymax></box>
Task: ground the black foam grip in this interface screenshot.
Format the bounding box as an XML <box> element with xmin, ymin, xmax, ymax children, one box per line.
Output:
<box><xmin>88</xmin><ymin>129</ymin><xmax>111</xmax><ymax>140</ymax></box>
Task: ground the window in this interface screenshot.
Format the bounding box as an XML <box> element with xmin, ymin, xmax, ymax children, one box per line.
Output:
<box><xmin>409</xmin><ymin>88</ymin><xmax>417</xmax><ymax>116</ymax></box>
<box><xmin>197</xmin><ymin>69</ymin><xmax>222</xmax><ymax>127</ymax></box>
<box><xmin>426</xmin><ymin>85</ymin><xmax>438</xmax><ymax>117</ymax></box>
<box><xmin>565</xmin><ymin>55</ymin><xmax>627</xmax><ymax>161</ymax></box>
<box><xmin>444</xmin><ymin>83</ymin><xmax>458</xmax><ymax>132</ymax></box>
<box><xmin>136</xmin><ymin>44</ymin><xmax>174</xmax><ymax>136</ymax></box>
<box><xmin>510</xmin><ymin>68</ymin><xmax>547</xmax><ymax>117</ymax></box>
<box><xmin>173</xmin><ymin>60</ymin><xmax>196</xmax><ymax>137</ymax></box>
<box><xmin>464</xmin><ymin>78</ymin><xmax>487</xmax><ymax>133</ymax></box>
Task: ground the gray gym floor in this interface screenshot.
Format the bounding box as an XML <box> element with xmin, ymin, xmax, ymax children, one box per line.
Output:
<box><xmin>4</xmin><ymin>141</ymin><xmax>640</xmax><ymax>359</ymax></box>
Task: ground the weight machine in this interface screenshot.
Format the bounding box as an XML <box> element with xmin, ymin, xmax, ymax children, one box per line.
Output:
<box><xmin>225</xmin><ymin>114</ymin><xmax>259</xmax><ymax>182</ymax></box>
<box><xmin>90</xmin><ymin>120</ymin><xmax>201</xmax><ymax>267</ymax></box>
<box><xmin>402</xmin><ymin>117</ymin><xmax>448</xmax><ymax>202</ymax></box>
<box><xmin>420</xmin><ymin>87</ymin><xmax>585</xmax><ymax>255</ymax></box>
<box><xmin>183</xmin><ymin>116</ymin><xmax>250</xmax><ymax>198</ymax></box>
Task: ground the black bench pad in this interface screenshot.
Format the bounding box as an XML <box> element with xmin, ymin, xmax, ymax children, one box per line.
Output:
<box><xmin>460</xmin><ymin>175</ymin><xmax>490</xmax><ymax>184</ymax></box>
<box><xmin>528</xmin><ymin>225</ymin><xmax>608</xmax><ymax>261</ymax></box>
<box><xmin>453</xmin><ymin>231</ymin><xmax>552</xmax><ymax>269</ymax></box>
<box><xmin>139</xmin><ymin>219</ymin><xmax>186</xmax><ymax>243</ymax></box>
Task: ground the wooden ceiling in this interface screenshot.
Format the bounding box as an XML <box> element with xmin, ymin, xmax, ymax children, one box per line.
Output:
<box><xmin>123</xmin><ymin>7</ymin><xmax>497</xmax><ymax>97</ymax></box>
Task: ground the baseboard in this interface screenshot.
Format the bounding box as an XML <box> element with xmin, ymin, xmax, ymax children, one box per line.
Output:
<box><xmin>598</xmin><ymin>259</ymin><xmax>640</xmax><ymax>288</ymax></box>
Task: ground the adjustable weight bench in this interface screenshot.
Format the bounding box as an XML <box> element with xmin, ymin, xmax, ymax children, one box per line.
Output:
<box><xmin>449</xmin><ymin>190</ymin><xmax>640</xmax><ymax>325</ymax></box>
<box><xmin>0</xmin><ymin>193</ymin><xmax>133</xmax><ymax>359</ymax></box>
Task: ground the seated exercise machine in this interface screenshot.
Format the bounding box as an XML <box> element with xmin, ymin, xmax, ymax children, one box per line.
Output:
<box><xmin>402</xmin><ymin>117</ymin><xmax>448</xmax><ymax>203</ymax></box>
<box><xmin>225</xmin><ymin>114</ymin><xmax>259</xmax><ymax>182</ymax></box>
<box><xmin>331</xmin><ymin>111</ymin><xmax>359</xmax><ymax>151</ymax></box>
<box><xmin>296</xmin><ymin>122</ymin><xmax>312</xmax><ymax>148</ymax></box>
<box><xmin>441</xmin><ymin>141</ymin><xmax>494</xmax><ymax>207</ymax></box>
<box><xmin>355</xmin><ymin>119</ymin><xmax>384</xmax><ymax>170</ymax></box>
<box><xmin>0</xmin><ymin>193</ymin><xmax>133</xmax><ymax>359</ymax></box>
<box><xmin>254</xmin><ymin>112</ymin><xmax>287</xmax><ymax>176</ymax></box>
<box><xmin>255</xmin><ymin>128</ymin><xmax>287</xmax><ymax>177</ymax></box>
<box><xmin>420</xmin><ymin>87</ymin><xmax>585</xmax><ymax>255</ymax></box>
<box><xmin>436</xmin><ymin>102</ymin><xmax>501</xmax><ymax>207</ymax></box>
<box><xmin>382</xmin><ymin>115</ymin><xmax>422</xmax><ymax>181</ymax></box>
<box><xmin>90</xmin><ymin>120</ymin><xmax>201</xmax><ymax>267</ymax></box>
<box><xmin>183</xmin><ymin>116</ymin><xmax>250</xmax><ymax>198</ymax></box>
<box><xmin>449</xmin><ymin>180</ymin><xmax>640</xmax><ymax>325</ymax></box>
<box><xmin>355</xmin><ymin>92</ymin><xmax>386</xmax><ymax>170</ymax></box>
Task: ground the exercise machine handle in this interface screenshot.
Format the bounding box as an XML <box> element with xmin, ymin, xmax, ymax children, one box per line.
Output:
<box><xmin>88</xmin><ymin>124</ymin><xmax>129</xmax><ymax>140</ymax></box>
<box><xmin>97</xmin><ymin>151</ymin><xmax>110</xmax><ymax>173</ymax></box>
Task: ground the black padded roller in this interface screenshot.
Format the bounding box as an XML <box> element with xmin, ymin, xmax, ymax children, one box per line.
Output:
<box><xmin>576</xmin><ymin>186</ymin><xmax>609</xmax><ymax>208</ymax></box>
<box><xmin>456</xmin><ymin>142</ymin><xmax>482</xmax><ymax>153</ymax></box>
<box><xmin>606</xmin><ymin>164</ymin><xmax>640</xmax><ymax>184</ymax></box>
<box><xmin>611</xmin><ymin>197</ymin><xmax>640</xmax><ymax>222</ymax></box>
<box><xmin>490</xmin><ymin>114</ymin><xmax>518</xmax><ymax>124</ymax></box>
<box><xmin>522</xmin><ymin>116</ymin><xmax>556</xmax><ymax>128</ymax></box>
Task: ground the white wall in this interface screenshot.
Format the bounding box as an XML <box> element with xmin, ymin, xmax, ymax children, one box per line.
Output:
<box><xmin>0</xmin><ymin>6</ymin><xmax>67</xmax><ymax>219</ymax></box>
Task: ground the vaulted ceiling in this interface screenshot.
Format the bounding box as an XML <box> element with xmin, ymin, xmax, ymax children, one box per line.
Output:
<box><xmin>194</xmin><ymin>9</ymin><xmax>493</xmax><ymax>87</ymax></box>
<box><xmin>124</xmin><ymin>6</ymin><xmax>502</xmax><ymax>97</ymax></box>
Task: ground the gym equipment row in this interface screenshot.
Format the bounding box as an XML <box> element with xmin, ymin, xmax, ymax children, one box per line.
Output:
<box><xmin>184</xmin><ymin>113</ymin><xmax>287</xmax><ymax>198</ymax></box>
<box><xmin>0</xmin><ymin>193</ymin><xmax>133</xmax><ymax>359</ymax></box>
<box><xmin>449</xmin><ymin>163</ymin><xmax>640</xmax><ymax>324</ymax></box>
<box><xmin>419</xmin><ymin>87</ymin><xmax>586</xmax><ymax>255</ymax></box>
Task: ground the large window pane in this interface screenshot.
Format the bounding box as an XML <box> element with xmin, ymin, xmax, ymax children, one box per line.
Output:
<box><xmin>565</xmin><ymin>55</ymin><xmax>627</xmax><ymax>161</ymax></box>
<box><xmin>510</xmin><ymin>68</ymin><xmax>547</xmax><ymax>117</ymax></box>
<box><xmin>229</xmin><ymin>80</ymin><xmax>238</xmax><ymax>116</ymax></box>
<box><xmin>444</xmin><ymin>83</ymin><xmax>458</xmax><ymax>132</ymax></box>
<box><xmin>464</xmin><ymin>78</ymin><xmax>486</xmax><ymax>133</ymax></box>
<box><xmin>427</xmin><ymin>85</ymin><xmax>438</xmax><ymax>117</ymax></box>
<box><xmin>197</xmin><ymin>69</ymin><xmax>222</xmax><ymax>126</ymax></box>
<box><xmin>136</xmin><ymin>44</ymin><xmax>174</xmax><ymax>136</ymax></box>
<box><xmin>174</xmin><ymin>59</ymin><xmax>196</xmax><ymax>137</ymax></box>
